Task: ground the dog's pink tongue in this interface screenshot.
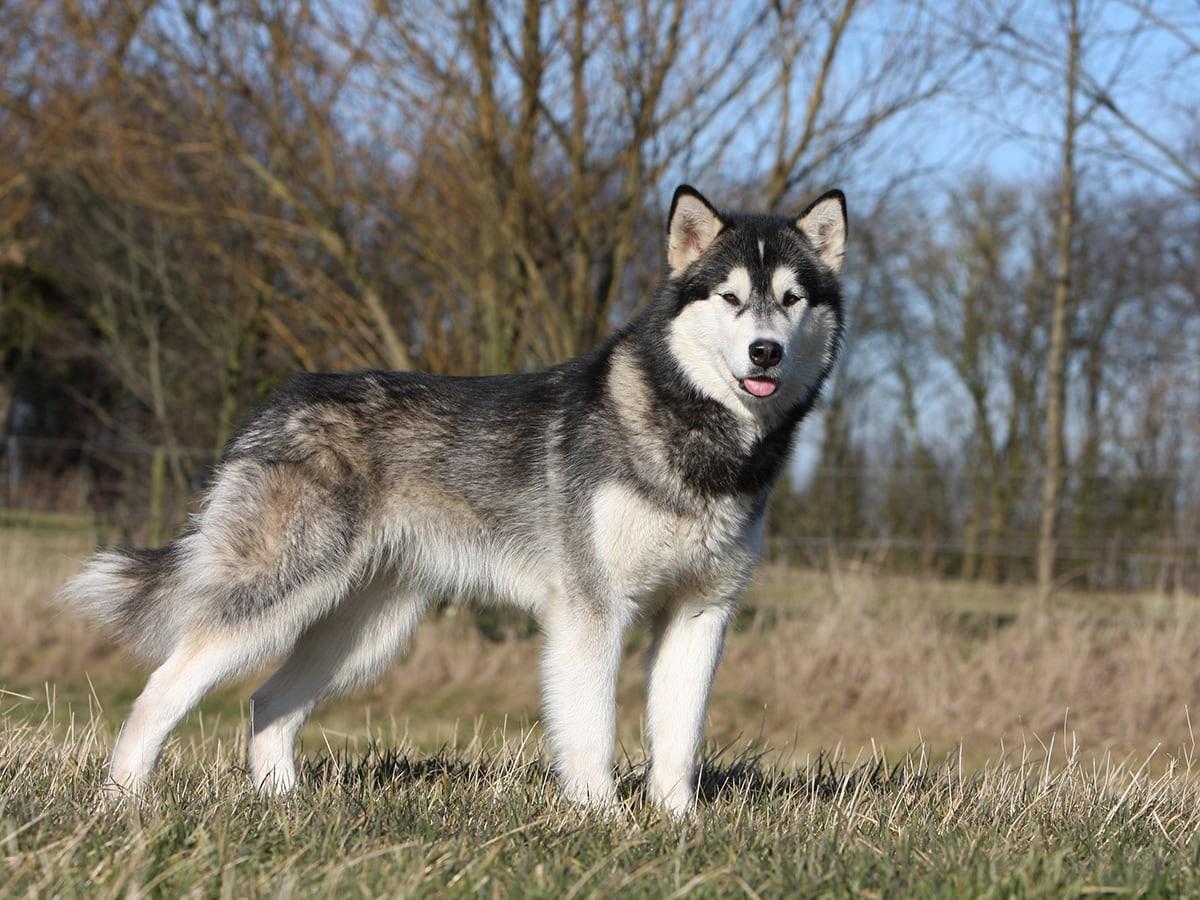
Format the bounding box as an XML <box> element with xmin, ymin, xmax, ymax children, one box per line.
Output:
<box><xmin>743</xmin><ymin>378</ymin><xmax>778</xmax><ymax>398</ymax></box>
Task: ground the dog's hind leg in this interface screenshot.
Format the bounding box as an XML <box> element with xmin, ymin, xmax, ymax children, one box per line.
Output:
<box><xmin>87</xmin><ymin>452</ymin><xmax>374</xmax><ymax>796</ymax></box>
<box><xmin>249</xmin><ymin>574</ymin><xmax>427</xmax><ymax>793</ymax></box>
<box><xmin>107</xmin><ymin>632</ymin><xmax>259</xmax><ymax>795</ymax></box>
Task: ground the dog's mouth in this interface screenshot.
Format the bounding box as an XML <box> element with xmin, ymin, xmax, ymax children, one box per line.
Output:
<box><xmin>739</xmin><ymin>376</ymin><xmax>779</xmax><ymax>398</ymax></box>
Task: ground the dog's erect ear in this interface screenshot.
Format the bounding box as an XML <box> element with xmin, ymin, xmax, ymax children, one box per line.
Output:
<box><xmin>667</xmin><ymin>185</ymin><xmax>725</xmax><ymax>275</ymax></box>
<box><xmin>795</xmin><ymin>190</ymin><xmax>847</xmax><ymax>273</ymax></box>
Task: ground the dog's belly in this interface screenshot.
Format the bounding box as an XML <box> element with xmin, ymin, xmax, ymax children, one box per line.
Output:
<box><xmin>377</xmin><ymin>497</ymin><xmax>562</xmax><ymax>612</ymax></box>
<box><xmin>589</xmin><ymin>481</ymin><xmax>755</xmax><ymax>602</ymax></box>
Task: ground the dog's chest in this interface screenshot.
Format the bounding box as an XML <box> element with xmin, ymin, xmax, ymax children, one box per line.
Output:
<box><xmin>588</xmin><ymin>481</ymin><xmax>754</xmax><ymax>599</ymax></box>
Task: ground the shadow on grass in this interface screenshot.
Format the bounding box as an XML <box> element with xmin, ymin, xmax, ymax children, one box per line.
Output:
<box><xmin>298</xmin><ymin>742</ymin><xmax>942</xmax><ymax>805</ymax></box>
<box><xmin>300</xmin><ymin>746</ymin><xmax>493</xmax><ymax>790</ymax></box>
<box><xmin>694</xmin><ymin>748</ymin><xmax>941</xmax><ymax>803</ymax></box>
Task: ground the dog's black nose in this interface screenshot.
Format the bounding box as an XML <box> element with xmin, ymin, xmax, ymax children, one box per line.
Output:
<box><xmin>748</xmin><ymin>339</ymin><xmax>783</xmax><ymax>368</ymax></box>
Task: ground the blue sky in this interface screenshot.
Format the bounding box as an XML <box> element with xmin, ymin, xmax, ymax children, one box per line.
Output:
<box><xmin>917</xmin><ymin>1</ymin><xmax>1197</xmax><ymax>192</ymax></box>
<box><xmin>777</xmin><ymin>0</ymin><xmax>1200</xmax><ymax>483</ymax></box>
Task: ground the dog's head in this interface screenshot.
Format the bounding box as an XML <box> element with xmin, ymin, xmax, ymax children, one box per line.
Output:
<box><xmin>662</xmin><ymin>185</ymin><xmax>846</xmax><ymax>421</ymax></box>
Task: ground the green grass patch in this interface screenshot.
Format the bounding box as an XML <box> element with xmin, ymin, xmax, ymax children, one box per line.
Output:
<box><xmin>3</xmin><ymin>708</ymin><xmax>1200</xmax><ymax>897</ymax></box>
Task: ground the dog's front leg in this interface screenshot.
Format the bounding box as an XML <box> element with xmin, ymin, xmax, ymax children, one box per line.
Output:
<box><xmin>540</xmin><ymin>600</ymin><xmax>626</xmax><ymax>810</ymax></box>
<box><xmin>645</xmin><ymin>598</ymin><xmax>735</xmax><ymax>816</ymax></box>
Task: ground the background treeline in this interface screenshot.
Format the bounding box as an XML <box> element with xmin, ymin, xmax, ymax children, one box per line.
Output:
<box><xmin>1</xmin><ymin>0</ymin><xmax>1197</xmax><ymax>593</ymax></box>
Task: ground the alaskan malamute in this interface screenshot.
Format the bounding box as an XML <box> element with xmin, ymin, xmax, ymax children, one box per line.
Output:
<box><xmin>62</xmin><ymin>185</ymin><xmax>847</xmax><ymax>814</ymax></box>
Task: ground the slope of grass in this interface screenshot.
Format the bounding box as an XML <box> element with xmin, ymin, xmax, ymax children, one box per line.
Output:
<box><xmin>3</xmin><ymin>707</ymin><xmax>1200</xmax><ymax>897</ymax></box>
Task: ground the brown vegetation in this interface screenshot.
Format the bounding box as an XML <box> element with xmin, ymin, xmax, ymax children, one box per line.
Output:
<box><xmin>5</xmin><ymin>525</ymin><xmax>1198</xmax><ymax>764</ymax></box>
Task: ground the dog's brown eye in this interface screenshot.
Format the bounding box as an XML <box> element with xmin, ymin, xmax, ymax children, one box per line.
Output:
<box><xmin>721</xmin><ymin>292</ymin><xmax>740</xmax><ymax>306</ymax></box>
<box><xmin>782</xmin><ymin>291</ymin><xmax>802</xmax><ymax>307</ymax></box>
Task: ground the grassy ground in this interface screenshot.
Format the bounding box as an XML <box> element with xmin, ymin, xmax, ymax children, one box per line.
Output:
<box><xmin>4</xmin><ymin>710</ymin><xmax>1200</xmax><ymax>896</ymax></box>
<box><xmin>5</xmin><ymin>518</ymin><xmax>1200</xmax><ymax>894</ymax></box>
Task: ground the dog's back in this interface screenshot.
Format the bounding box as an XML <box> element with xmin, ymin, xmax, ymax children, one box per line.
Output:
<box><xmin>62</xmin><ymin>366</ymin><xmax>583</xmax><ymax>660</ymax></box>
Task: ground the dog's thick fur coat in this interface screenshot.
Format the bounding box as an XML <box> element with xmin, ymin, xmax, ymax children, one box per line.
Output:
<box><xmin>61</xmin><ymin>185</ymin><xmax>847</xmax><ymax>814</ymax></box>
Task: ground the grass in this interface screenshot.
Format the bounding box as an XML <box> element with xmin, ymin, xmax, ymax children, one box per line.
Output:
<box><xmin>5</xmin><ymin>521</ymin><xmax>1200</xmax><ymax>894</ymax></box>
<box><xmin>4</xmin><ymin>707</ymin><xmax>1200</xmax><ymax>896</ymax></box>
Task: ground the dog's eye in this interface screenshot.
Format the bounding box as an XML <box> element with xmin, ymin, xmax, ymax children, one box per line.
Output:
<box><xmin>720</xmin><ymin>292</ymin><xmax>740</xmax><ymax>306</ymax></box>
<box><xmin>782</xmin><ymin>290</ymin><xmax>803</xmax><ymax>307</ymax></box>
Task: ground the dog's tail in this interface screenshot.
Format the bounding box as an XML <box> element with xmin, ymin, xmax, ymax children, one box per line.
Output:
<box><xmin>58</xmin><ymin>542</ymin><xmax>191</xmax><ymax>663</ymax></box>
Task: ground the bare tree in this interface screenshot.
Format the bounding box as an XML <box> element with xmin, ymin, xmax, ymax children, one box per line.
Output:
<box><xmin>1086</xmin><ymin>0</ymin><xmax>1200</xmax><ymax>197</ymax></box>
<box><xmin>1036</xmin><ymin>0</ymin><xmax>1080</xmax><ymax>603</ymax></box>
<box><xmin>4</xmin><ymin>0</ymin><xmax>1196</xmax><ymax>588</ymax></box>
<box><xmin>903</xmin><ymin>181</ymin><xmax>1046</xmax><ymax>580</ymax></box>
<box><xmin>958</xmin><ymin>0</ymin><xmax>1149</xmax><ymax>599</ymax></box>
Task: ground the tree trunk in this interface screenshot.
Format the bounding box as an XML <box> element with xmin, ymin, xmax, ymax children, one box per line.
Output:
<box><xmin>1036</xmin><ymin>0</ymin><xmax>1079</xmax><ymax>605</ymax></box>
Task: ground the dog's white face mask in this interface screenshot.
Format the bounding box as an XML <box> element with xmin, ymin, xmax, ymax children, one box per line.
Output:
<box><xmin>664</xmin><ymin>188</ymin><xmax>846</xmax><ymax>424</ymax></box>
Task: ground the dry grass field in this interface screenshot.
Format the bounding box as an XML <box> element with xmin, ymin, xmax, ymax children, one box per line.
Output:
<box><xmin>4</xmin><ymin>515</ymin><xmax>1200</xmax><ymax>895</ymax></box>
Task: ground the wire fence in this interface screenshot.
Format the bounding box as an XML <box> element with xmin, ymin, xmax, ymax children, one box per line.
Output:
<box><xmin>4</xmin><ymin>433</ymin><xmax>1198</xmax><ymax>594</ymax></box>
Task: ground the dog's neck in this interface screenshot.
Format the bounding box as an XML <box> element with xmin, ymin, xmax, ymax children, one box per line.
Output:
<box><xmin>605</xmin><ymin>335</ymin><xmax>807</xmax><ymax>502</ymax></box>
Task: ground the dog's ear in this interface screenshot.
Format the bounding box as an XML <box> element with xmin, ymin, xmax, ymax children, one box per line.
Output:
<box><xmin>667</xmin><ymin>185</ymin><xmax>725</xmax><ymax>275</ymax></box>
<box><xmin>795</xmin><ymin>190</ymin><xmax>847</xmax><ymax>273</ymax></box>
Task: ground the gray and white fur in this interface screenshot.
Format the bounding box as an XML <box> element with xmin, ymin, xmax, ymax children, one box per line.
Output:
<box><xmin>60</xmin><ymin>185</ymin><xmax>847</xmax><ymax>815</ymax></box>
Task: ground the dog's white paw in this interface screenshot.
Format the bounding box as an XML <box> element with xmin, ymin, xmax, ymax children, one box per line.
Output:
<box><xmin>649</xmin><ymin>777</ymin><xmax>697</xmax><ymax>820</ymax></box>
<box><xmin>559</xmin><ymin>777</ymin><xmax>621</xmax><ymax>818</ymax></box>
<box><xmin>97</xmin><ymin>771</ymin><xmax>150</xmax><ymax>810</ymax></box>
<box><xmin>253</xmin><ymin>766</ymin><xmax>298</xmax><ymax>796</ymax></box>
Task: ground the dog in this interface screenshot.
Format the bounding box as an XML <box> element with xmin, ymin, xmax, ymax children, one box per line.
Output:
<box><xmin>61</xmin><ymin>185</ymin><xmax>847</xmax><ymax>814</ymax></box>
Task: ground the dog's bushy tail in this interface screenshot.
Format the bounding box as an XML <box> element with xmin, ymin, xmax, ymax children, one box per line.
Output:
<box><xmin>58</xmin><ymin>543</ymin><xmax>190</xmax><ymax>663</ymax></box>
